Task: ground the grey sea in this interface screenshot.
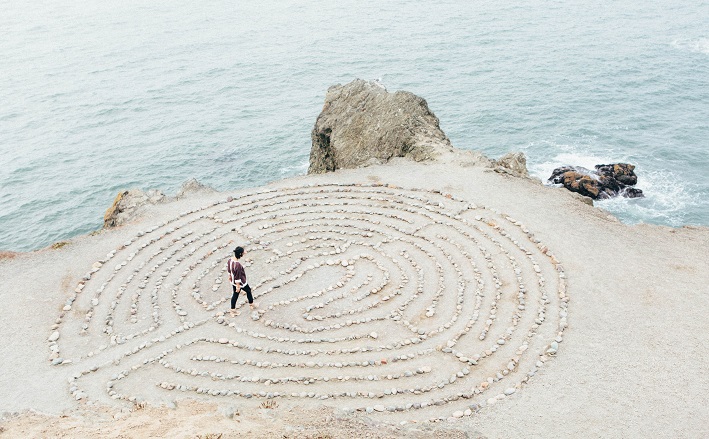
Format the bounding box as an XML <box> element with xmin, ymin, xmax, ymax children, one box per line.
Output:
<box><xmin>1</xmin><ymin>0</ymin><xmax>708</xmax><ymax>251</ymax></box>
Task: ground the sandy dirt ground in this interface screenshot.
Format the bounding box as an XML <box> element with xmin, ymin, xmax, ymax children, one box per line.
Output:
<box><xmin>1</xmin><ymin>149</ymin><xmax>707</xmax><ymax>438</ymax></box>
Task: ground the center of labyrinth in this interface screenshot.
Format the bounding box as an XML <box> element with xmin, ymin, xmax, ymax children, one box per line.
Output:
<box><xmin>49</xmin><ymin>183</ymin><xmax>569</xmax><ymax>421</ymax></box>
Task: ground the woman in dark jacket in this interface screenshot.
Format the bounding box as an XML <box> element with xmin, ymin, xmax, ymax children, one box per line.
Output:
<box><xmin>226</xmin><ymin>246</ymin><xmax>254</xmax><ymax>316</ymax></box>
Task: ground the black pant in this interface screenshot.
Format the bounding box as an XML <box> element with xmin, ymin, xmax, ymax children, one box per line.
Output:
<box><xmin>231</xmin><ymin>284</ymin><xmax>253</xmax><ymax>308</ymax></box>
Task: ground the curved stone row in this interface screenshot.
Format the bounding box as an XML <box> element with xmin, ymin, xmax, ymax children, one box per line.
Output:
<box><xmin>48</xmin><ymin>183</ymin><xmax>569</xmax><ymax>422</ymax></box>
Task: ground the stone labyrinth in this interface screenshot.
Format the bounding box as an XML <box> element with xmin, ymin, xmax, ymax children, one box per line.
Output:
<box><xmin>48</xmin><ymin>183</ymin><xmax>569</xmax><ymax>422</ymax></box>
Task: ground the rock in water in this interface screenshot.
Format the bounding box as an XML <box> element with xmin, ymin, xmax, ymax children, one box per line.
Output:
<box><xmin>548</xmin><ymin>163</ymin><xmax>644</xmax><ymax>200</ymax></box>
<box><xmin>595</xmin><ymin>163</ymin><xmax>638</xmax><ymax>186</ymax></box>
<box><xmin>308</xmin><ymin>79</ymin><xmax>454</xmax><ymax>174</ymax></box>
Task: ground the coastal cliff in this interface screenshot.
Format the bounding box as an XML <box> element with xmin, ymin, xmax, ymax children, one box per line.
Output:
<box><xmin>0</xmin><ymin>83</ymin><xmax>708</xmax><ymax>439</ymax></box>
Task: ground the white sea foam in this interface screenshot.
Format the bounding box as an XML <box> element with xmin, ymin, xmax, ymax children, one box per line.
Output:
<box><xmin>598</xmin><ymin>169</ymin><xmax>698</xmax><ymax>227</ymax></box>
<box><xmin>672</xmin><ymin>38</ymin><xmax>709</xmax><ymax>55</ymax></box>
<box><xmin>528</xmin><ymin>146</ymin><xmax>696</xmax><ymax>227</ymax></box>
<box><xmin>279</xmin><ymin>160</ymin><xmax>309</xmax><ymax>176</ymax></box>
<box><xmin>528</xmin><ymin>150</ymin><xmax>620</xmax><ymax>184</ymax></box>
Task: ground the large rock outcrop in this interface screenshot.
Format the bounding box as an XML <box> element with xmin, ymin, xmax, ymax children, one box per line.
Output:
<box><xmin>491</xmin><ymin>152</ymin><xmax>529</xmax><ymax>178</ymax></box>
<box><xmin>103</xmin><ymin>189</ymin><xmax>166</xmax><ymax>228</ymax></box>
<box><xmin>549</xmin><ymin>163</ymin><xmax>644</xmax><ymax>200</ymax></box>
<box><xmin>104</xmin><ymin>179</ymin><xmax>215</xmax><ymax>228</ymax></box>
<box><xmin>176</xmin><ymin>178</ymin><xmax>217</xmax><ymax>199</ymax></box>
<box><xmin>308</xmin><ymin>79</ymin><xmax>454</xmax><ymax>174</ymax></box>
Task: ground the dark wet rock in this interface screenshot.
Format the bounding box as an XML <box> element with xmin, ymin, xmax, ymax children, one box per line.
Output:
<box><xmin>595</xmin><ymin>163</ymin><xmax>638</xmax><ymax>186</ymax></box>
<box><xmin>622</xmin><ymin>187</ymin><xmax>644</xmax><ymax>198</ymax></box>
<box><xmin>549</xmin><ymin>163</ymin><xmax>643</xmax><ymax>200</ymax></box>
<box><xmin>549</xmin><ymin>166</ymin><xmax>586</xmax><ymax>183</ymax></box>
<box><xmin>308</xmin><ymin>79</ymin><xmax>454</xmax><ymax>174</ymax></box>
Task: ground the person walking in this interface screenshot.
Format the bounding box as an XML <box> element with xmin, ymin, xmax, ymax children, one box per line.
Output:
<box><xmin>226</xmin><ymin>246</ymin><xmax>254</xmax><ymax>316</ymax></box>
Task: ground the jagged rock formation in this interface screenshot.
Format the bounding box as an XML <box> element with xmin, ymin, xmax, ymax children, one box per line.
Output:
<box><xmin>492</xmin><ymin>152</ymin><xmax>529</xmax><ymax>177</ymax></box>
<box><xmin>176</xmin><ymin>178</ymin><xmax>216</xmax><ymax>199</ymax></box>
<box><xmin>103</xmin><ymin>179</ymin><xmax>216</xmax><ymax>228</ymax></box>
<box><xmin>308</xmin><ymin>79</ymin><xmax>454</xmax><ymax>174</ymax></box>
<box><xmin>103</xmin><ymin>189</ymin><xmax>166</xmax><ymax>228</ymax></box>
<box><xmin>549</xmin><ymin>163</ymin><xmax>643</xmax><ymax>200</ymax></box>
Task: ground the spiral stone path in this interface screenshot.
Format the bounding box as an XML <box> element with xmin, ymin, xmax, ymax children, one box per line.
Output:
<box><xmin>47</xmin><ymin>183</ymin><xmax>569</xmax><ymax>422</ymax></box>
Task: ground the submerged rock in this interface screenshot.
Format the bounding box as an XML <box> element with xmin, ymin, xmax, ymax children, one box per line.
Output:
<box><xmin>548</xmin><ymin>163</ymin><xmax>644</xmax><ymax>200</ymax></box>
<box><xmin>308</xmin><ymin>79</ymin><xmax>454</xmax><ymax>174</ymax></box>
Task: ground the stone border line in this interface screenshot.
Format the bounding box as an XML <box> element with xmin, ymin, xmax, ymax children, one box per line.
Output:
<box><xmin>48</xmin><ymin>183</ymin><xmax>569</xmax><ymax>423</ymax></box>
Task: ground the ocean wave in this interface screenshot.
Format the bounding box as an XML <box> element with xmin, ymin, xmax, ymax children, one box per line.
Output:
<box><xmin>598</xmin><ymin>169</ymin><xmax>700</xmax><ymax>227</ymax></box>
<box><xmin>278</xmin><ymin>160</ymin><xmax>309</xmax><ymax>176</ymax></box>
<box><xmin>524</xmin><ymin>138</ymin><xmax>625</xmax><ymax>183</ymax></box>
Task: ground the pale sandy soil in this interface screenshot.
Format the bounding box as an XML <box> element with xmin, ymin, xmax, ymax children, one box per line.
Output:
<box><xmin>1</xmin><ymin>149</ymin><xmax>707</xmax><ymax>438</ymax></box>
<box><xmin>0</xmin><ymin>401</ymin><xmax>476</xmax><ymax>438</ymax></box>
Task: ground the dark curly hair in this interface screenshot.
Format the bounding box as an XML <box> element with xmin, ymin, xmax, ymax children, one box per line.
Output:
<box><xmin>234</xmin><ymin>246</ymin><xmax>244</xmax><ymax>258</ymax></box>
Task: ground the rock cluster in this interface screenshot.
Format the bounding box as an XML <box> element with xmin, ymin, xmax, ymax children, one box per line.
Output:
<box><xmin>308</xmin><ymin>79</ymin><xmax>454</xmax><ymax>174</ymax></box>
<box><xmin>549</xmin><ymin>163</ymin><xmax>644</xmax><ymax>200</ymax></box>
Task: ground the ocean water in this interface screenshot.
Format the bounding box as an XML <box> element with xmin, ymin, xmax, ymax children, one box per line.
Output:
<box><xmin>1</xmin><ymin>0</ymin><xmax>708</xmax><ymax>252</ymax></box>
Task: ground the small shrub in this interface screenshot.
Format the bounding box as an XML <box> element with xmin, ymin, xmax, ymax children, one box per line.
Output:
<box><xmin>260</xmin><ymin>399</ymin><xmax>278</xmax><ymax>409</ymax></box>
